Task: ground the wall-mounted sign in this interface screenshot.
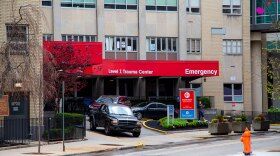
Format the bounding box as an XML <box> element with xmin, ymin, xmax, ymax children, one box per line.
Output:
<box><xmin>84</xmin><ymin>60</ymin><xmax>219</xmax><ymax>77</ymax></box>
<box><xmin>0</xmin><ymin>95</ymin><xmax>9</xmax><ymax>116</ymax></box>
<box><xmin>180</xmin><ymin>89</ymin><xmax>196</xmax><ymax>119</ymax></box>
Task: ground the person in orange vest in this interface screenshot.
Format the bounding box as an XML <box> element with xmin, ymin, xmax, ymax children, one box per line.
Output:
<box><xmin>240</xmin><ymin>127</ymin><xmax>252</xmax><ymax>155</ymax></box>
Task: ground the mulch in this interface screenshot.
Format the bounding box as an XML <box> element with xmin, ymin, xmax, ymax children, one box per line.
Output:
<box><xmin>145</xmin><ymin>120</ymin><xmax>207</xmax><ymax>132</ymax></box>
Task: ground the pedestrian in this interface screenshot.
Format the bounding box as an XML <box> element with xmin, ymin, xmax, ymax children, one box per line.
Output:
<box><xmin>198</xmin><ymin>101</ymin><xmax>207</xmax><ymax>122</ymax></box>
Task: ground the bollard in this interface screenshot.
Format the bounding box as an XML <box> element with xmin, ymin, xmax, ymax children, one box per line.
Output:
<box><xmin>240</xmin><ymin>127</ymin><xmax>252</xmax><ymax>155</ymax></box>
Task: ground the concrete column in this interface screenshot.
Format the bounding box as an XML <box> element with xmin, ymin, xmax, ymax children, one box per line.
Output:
<box><xmin>53</xmin><ymin>0</ymin><xmax>62</xmax><ymax>40</ymax></box>
<box><xmin>156</xmin><ymin>78</ymin><xmax>159</xmax><ymax>97</ymax></box>
<box><xmin>91</xmin><ymin>79</ymin><xmax>97</xmax><ymax>98</ymax></box>
<box><xmin>116</xmin><ymin>78</ymin><xmax>119</xmax><ymax>95</ymax></box>
<box><xmin>138</xmin><ymin>0</ymin><xmax>146</xmax><ymax>60</ymax></box>
<box><xmin>138</xmin><ymin>78</ymin><xmax>146</xmax><ymax>100</ymax></box>
<box><xmin>261</xmin><ymin>35</ymin><xmax>268</xmax><ymax>112</ymax></box>
<box><xmin>96</xmin><ymin>0</ymin><xmax>105</xmax><ymax>58</ymax></box>
<box><xmin>176</xmin><ymin>77</ymin><xmax>185</xmax><ymax>96</ymax></box>
<box><xmin>242</xmin><ymin>0</ymin><xmax>252</xmax><ymax>113</ymax></box>
<box><xmin>95</xmin><ymin>77</ymin><xmax>104</xmax><ymax>96</ymax></box>
<box><xmin>178</xmin><ymin>0</ymin><xmax>187</xmax><ymax>60</ymax></box>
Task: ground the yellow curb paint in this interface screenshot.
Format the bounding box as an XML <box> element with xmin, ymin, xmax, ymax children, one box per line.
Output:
<box><xmin>142</xmin><ymin>120</ymin><xmax>168</xmax><ymax>134</ymax></box>
<box><xmin>136</xmin><ymin>142</ymin><xmax>144</xmax><ymax>148</ymax></box>
<box><xmin>271</xmin><ymin>124</ymin><xmax>280</xmax><ymax>126</ymax></box>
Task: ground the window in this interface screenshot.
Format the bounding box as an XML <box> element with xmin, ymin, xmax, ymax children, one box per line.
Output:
<box><xmin>146</xmin><ymin>37</ymin><xmax>177</xmax><ymax>52</ymax></box>
<box><xmin>146</xmin><ymin>0</ymin><xmax>177</xmax><ymax>11</ymax></box>
<box><xmin>61</xmin><ymin>0</ymin><xmax>96</xmax><ymax>8</ymax></box>
<box><xmin>105</xmin><ymin>0</ymin><xmax>137</xmax><ymax>10</ymax></box>
<box><xmin>223</xmin><ymin>40</ymin><xmax>242</xmax><ymax>55</ymax></box>
<box><xmin>222</xmin><ymin>0</ymin><xmax>241</xmax><ymax>15</ymax></box>
<box><xmin>187</xmin><ymin>39</ymin><xmax>201</xmax><ymax>54</ymax></box>
<box><xmin>186</xmin><ymin>0</ymin><xmax>200</xmax><ymax>13</ymax></box>
<box><xmin>105</xmin><ymin>36</ymin><xmax>138</xmax><ymax>52</ymax></box>
<box><xmin>62</xmin><ymin>34</ymin><xmax>96</xmax><ymax>42</ymax></box>
<box><xmin>6</xmin><ymin>25</ymin><xmax>28</xmax><ymax>52</ymax></box>
<box><xmin>43</xmin><ymin>34</ymin><xmax>53</xmax><ymax>41</ymax></box>
<box><xmin>224</xmin><ymin>84</ymin><xmax>243</xmax><ymax>102</ymax></box>
<box><xmin>42</xmin><ymin>0</ymin><xmax>52</xmax><ymax>6</ymax></box>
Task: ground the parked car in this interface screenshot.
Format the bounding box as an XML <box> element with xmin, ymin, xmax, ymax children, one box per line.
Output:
<box><xmin>89</xmin><ymin>103</ymin><xmax>142</xmax><ymax>137</ymax></box>
<box><xmin>88</xmin><ymin>95</ymin><xmax>132</xmax><ymax>113</ymax></box>
<box><xmin>131</xmin><ymin>102</ymin><xmax>177</xmax><ymax>120</ymax></box>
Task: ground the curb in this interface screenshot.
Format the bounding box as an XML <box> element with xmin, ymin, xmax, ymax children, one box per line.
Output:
<box><xmin>0</xmin><ymin>138</ymin><xmax>87</xmax><ymax>151</ymax></box>
<box><xmin>142</xmin><ymin>120</ymin><xmax>168</xmax><ymax>134</ymax></box>
<box><xmin>64</xmin><ymin>145</ymin><xmax>138</xmax><ymax>156</ymax></box>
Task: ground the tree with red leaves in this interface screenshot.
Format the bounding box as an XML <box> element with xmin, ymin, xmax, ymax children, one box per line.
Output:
<box><xmin>43</xmin><ymin>41</ymin><xmax>101</xmax><ymax>112</ymax></box>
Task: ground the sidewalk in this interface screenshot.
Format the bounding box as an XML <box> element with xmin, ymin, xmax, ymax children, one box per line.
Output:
<box><xmin>0</xmin><ymin>125</ymin><xmax>278</xmax><ymax>156</ymax></box>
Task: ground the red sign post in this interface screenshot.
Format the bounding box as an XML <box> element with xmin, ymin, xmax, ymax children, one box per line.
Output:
<box><xmin>180</xmin><ymin>89</ymin><xmax>196</xmax><ymax>119</ymax></box>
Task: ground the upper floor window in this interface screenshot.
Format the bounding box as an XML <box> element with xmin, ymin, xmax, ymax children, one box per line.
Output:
<box><xmin>105</xmin><ymin>0</ymin><xmax>137</xmax><ymax>10</ymax></box>
<box><xmin>43</xmin><ymin>34</ymin><xmax>53</xmax><ymax>41</ymax></box>
<box><xmin>146</xmin><ymin>0</ymin><xmax>177</xmax><ymax>11</ymax></box>
<box><xmin>62</xmin><ymin>34</ymin><xmax>96</xmax><ymax>42</ymax></box>
<box><xmin>222</xmin><ymin>0</ymin><xmax>241</xmax><ymax>15</ymax></box>
<box><xmin>187</xmin><ymin>38</ymin><xmax>201</xmax><ymax>54</ymax></box>
<box><xmin>186</xmin><ymin>0</ymin><xmax>200</xmax><ymax>13</ymax></box>
<box><xmin>42</xmin><ymin>0</ymin><xmax>52</xmax><ymax>6</ymax></box>
<box><xmin>223</xmin><ymin>40</ymin><xmax>242</xmax><ymax>55</ymax></box>
<box><xmin>146</xmin><ymin>37</ymin><xmax>177</xmax><ymax>52</ymax></box>
<box><xmin>224</xmin><ymin>84</ymin><xmax>243</xmax><ymax>102</ymax></box>
<box><xmin>61</xmin><ymin>0</ymin><xmax>96</xmax><ymax>8</ymax></box>
<box><xmin>6</xmin><ymin>25</ymin><xmax>28</xmax><ymax>53</ymax></box>
<box><xmin>105</xmin><ymin>36</ymin><xmax>138</xmax><ymax>52</ymax></box>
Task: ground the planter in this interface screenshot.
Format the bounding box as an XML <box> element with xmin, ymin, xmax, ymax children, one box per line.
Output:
<box><xmin>252</xmin><ymin>121</ymin><xmax>270</xmax><ymax>131</ymax></box>
<box><xmin>232</xmin><ymin>121</ymin><xmax>251</xmax><ymax>133</ymax></box>
<box><xmin>208</xmin><ymin>122</ymin><xmax>231</xmax><ymax>135</ymax></box>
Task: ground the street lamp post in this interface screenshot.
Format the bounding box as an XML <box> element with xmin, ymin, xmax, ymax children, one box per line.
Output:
<box><xmin>62</xmin><ymin>81</ymin><xmax>65</xmax><ymax>152</ymax></box>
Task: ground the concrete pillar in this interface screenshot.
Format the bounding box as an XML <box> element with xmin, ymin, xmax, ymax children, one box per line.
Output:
<box><xmin>96</xmin><ymin>0</ymin><xmax>105</xmax><ymax>58</ymax></box>
<box><xmin>156</xmin><ymin>78</ymin><xmax>159</xmax><ymax>97</ymax></box>
<box><xmin>138</xmin><ymin>0</ymin><xmax>146</xmax><ymax>60</ymax></box>
<box><xmin>140</xmin><ymin>78</ymin><xmax>146</xmax><ymax>100</ymax></box>
<box><xmin>251</xmin><ymin>40</ymin><xmax>263</xmax><ymax>113</ymax></box>
<box><xmin>53</xmin><ymin>0</ymin><xmax>62</xmax><ymax>40</ymax></box>
<box><xmin>116</xmin><ymin>78</ymin><xmax>119</xmax><ymax>95</ymax></box>
<box><xmin>178</xmin><ymin>0</ymin><xmax>187</xmax><ymax>60</ymax></box>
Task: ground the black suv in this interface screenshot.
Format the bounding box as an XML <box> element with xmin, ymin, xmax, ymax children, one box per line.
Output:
<box><xmin>89</xmin><ymin>103</ymin><xmax>141</xmax><ymax>137</ymax></box>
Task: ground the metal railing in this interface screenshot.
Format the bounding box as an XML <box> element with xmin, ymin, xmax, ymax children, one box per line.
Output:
<box><xmin>0</xmin><ymin>116</ymin><xmax>86</xmax><ymax>147</ymax></box>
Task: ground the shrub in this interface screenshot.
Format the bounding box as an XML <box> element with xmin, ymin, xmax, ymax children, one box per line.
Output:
<box><xmin>235</xmin><ymin>118</ymin><xmax>242</xmax><ymax>122</ymax></box>
<box><xmin>240</xmin><ymin>114</ymin><xmax>248</xmax><ymax>121</ymax></box>
<box><xmin>216</xmin><ymin>115</ymin><xmax>224</xmax><ymax>122</ymax></box>
<box><xmin>56</xmin><ymin>113</ymin><xmax>84</xmax><ymax>127</ymax></box>
<box><xmin>254</xmin><ymin>114</ymin><xmax>265</xmax><ymax>122</ymax></box>
<box><xmin>268</xmin><ymin>106</ymin><xmax>280</xmax><ymax>112</ymax></box>
<box><xmin>223</xmin><ymin>119</ymin><xmax>229</xmax><ymax>122</ymax></box>
<box><xmin>158</xmin><ymin>117</ymin><xmax>208</xmax><ymax>129</ymax></box>
<box><xmin>197</xmin><ymin>97</ymin><xmax>211</xmax><ymax>108</ymax></box>
<box><xmin>211</xmin><ymin>118</ymin><xmax>218</xmax><ymax>123</ymax></box>
<box><xmin>42</xmin><ymin>126</ymin><xmax>75</xmax><ymax>140</ymax></box>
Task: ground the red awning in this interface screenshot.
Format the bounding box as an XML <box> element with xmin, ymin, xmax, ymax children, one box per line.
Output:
<box><xmin>84</xmin><ymin>59</ymin><xmax>219</xmax><ymax>77</ymax></box>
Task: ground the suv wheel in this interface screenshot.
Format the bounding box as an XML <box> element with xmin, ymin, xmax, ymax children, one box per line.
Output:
<box><xmin>104</xmin><ymin>123</ymin><xmax>112</xmax><ymax>135</ymax></box>
<box><xmin>136</xmin><ymin>112</ymin><xmax>143</xmax><ymax>120</ymax></box>
<box><xmin>132</xmin><ymin>132</ymin><xmax>141</xmax><ymax>137</ymax></box>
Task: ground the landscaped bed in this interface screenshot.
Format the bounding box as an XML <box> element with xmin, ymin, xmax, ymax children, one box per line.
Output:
<box><xmin>145</xmin><ymin>117</ymin><xmax>208</xmax><ymax>131</ymax></box>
